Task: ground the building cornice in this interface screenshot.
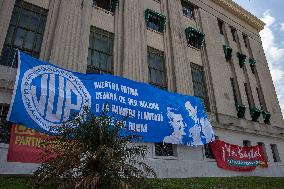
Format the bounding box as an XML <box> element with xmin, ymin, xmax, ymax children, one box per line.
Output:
<box><xmin>212</xmin><ymin>0</ymin><xmax>265</xmax><ymax>32</ymax></box>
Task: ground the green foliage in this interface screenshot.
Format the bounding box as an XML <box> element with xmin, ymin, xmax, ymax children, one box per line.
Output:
<box><xmin>2</xmin><ymin>177</ymin><xmax>284</xmax><ymax>189</ymax></box>
<box><xmin>33</xmin><ymin>110</ymin><xmax>156</xmax><ymax>189</ymax></box>
<box><xmin>148</xmin><ymin>177</ymin><xmax>284</xmax><ymax>189</ymax></box>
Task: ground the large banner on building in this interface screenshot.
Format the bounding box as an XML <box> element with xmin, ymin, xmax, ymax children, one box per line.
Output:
<box><xmin>7</xmin><ymin>124</ymin><xmax>48</xmax><ymax>163</ymax></box>
<box><xmin>7</xmin><ymin>51</ymin><xmax>214</xmax><ymax>146</ymax></box>
<box><xmin>211</xmin><ymin>140</ymin><xmax>268</xmax><ymax>171</ymax></box>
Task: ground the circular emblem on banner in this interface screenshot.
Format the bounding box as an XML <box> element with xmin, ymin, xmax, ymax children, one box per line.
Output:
<box><xmin>21</xmin><ymin>65</ymin><xmax>91</xmax><ymax>132</ymax></box>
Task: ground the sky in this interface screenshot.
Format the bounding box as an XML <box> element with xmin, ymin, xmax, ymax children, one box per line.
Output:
<box><xmin>233</xmin><ymin>0</ymin><xmax>284</xmax><ymax>117</ymax></box>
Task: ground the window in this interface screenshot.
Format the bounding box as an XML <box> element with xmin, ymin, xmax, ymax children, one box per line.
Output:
<box><xmin>185</xmin><ymin>27</ymin><xmax>205</xmax><ymax>49</ymax></box>
<box><xmin>258</xmin><ymin>142</ymin><xmax>267</xmax><ymax>160</ymax></box>
<box><xmin>87</xmin><ymin>27</ymin><xmax>114</xmax><ymax>74</ymax></box>
<box><xmin>204</xmin><ymin>136</ymin><xmax>218</xmax><ymax>159</ymax></box>
<box><xmin>243</xmin><ymin>34</ymin><xmax>249</xmax><ymax>48</ymax></box>
<box><xmin>147</xmin><ymin>47</ymin><xmax>171</xmax><ymax>156</ymax></box>
<box><xmin>231</xmin><ymin>27</ymin><xmax>237</xmax><ymax>42</ymax></box>
<box><xmin>0</xmin><ymin>104</ymin><xmax>11</xmax><ymax>144</ymax></box>
<box><xmin>217</xmin><ymin>19</ymin><xmax>224</xmax><ymax>35</ymax></box>
<box><xmin>223</xmin><ymin>45</ymin><xmax>232</xmax><ymax>61</ymax></box>
<box><xmin>191</xmin><ymin>63</ymin><xmax>209</xmax><ymax>110</ymax></box>
<box><xmin>244</xmin><ymin>83</ymin><xmax>251</xmax><ymax>109</ymax></box>
<box><xmin>181</xmin><ymin>0</ymin><xmax>195</xmax><ymax>19</ymax></box>
<box><xmin>0</xmin><ymin>0</ymin><xmax>47</xmax><ymax>67</ymax></box>
<box><xmin>270</xmin><ymin>144</ymin><xmax>281</xmax><ymax>162</ymax></box>
<box><xmin>155</xmin><ymin>143</ymin><xmax>174</xmax><ymax>156</ymax></box>
<box><xmin>231</xmin><ymin>78</ymin><xmax>246</xmax><ymax>118</ymax></box>
<box><xmin>147</xmin><ymin>47</ymin><xmax>167</xmax><ymax>89</ymax></box>
<box><xmin>145</xmin><ymin>9</ymin><xmax>166</xmax><ymax>33</ymax></box>
<box><xmin>256</xmin><ymin>88</ymin><xmax>263</xmax><ymax>109</ymax></box>
<box><xmin>236</xmin><ymin>52</ymin><xmax>246</xmax><ymax>68</ymax></box>
<box><xmin>257</xmin><ymin>87</ymin><xmax>270</xmax><ymax>124</ymax></box>
<box><xmin>230</xmin><ymin>78</ymin><xmax>238</xmax><ymax>104</ymax></box>
<box><xmin>92</xmin><ymin>0</ymin><xmax>118</xmax><ymax>12</ymax></box>
<box><xmin>243</xmin><ymin>140</ymin><xmax>251</xmax><ymax>147</ymax></box>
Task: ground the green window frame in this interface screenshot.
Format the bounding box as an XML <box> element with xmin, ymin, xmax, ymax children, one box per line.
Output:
<box><xmin>87</xmin><ymin>27</ymin><xmax>114</xmax><ymax>74</ymax></box>
<box><xmin>262</xmin><ymin>110</ymin><xmax>271</xmax><ymax>124</ymax></box>
<box><xmin>185</xmin><ymin>27</ymin><xmax>205</xmax><ymax>49</ymax></box>
<box><xmin>145</xmin><ymin>9</ymin><xmax>166</xmax><ymax>33</ymax></box>
<box><xmin>249</xmin><ymin>58</ymin><xmax>256</xmax><ymax>74</ymax></box>
<box><xmin>250</xmin><ymin>107</ymin><xmax>262</xmax><ymax>122</ymax></box>
<box><xmin>223</xmin><ymin>45</ymin><xmax>232</xmax><ymax>61</ymax></box>
<box><xmin>147</xmin><ymin>47</ymin><xmax>167</xmax><ymax>90</ymax></box>
<box><xmin>0</xmin><ymin>0</ymin><xmax>47</xmax><ymax>68</ymax></box>
<box><xmin>236</xmin><ymin>52</ymin><xmax>246</xmax><ymax>68</ymax></box>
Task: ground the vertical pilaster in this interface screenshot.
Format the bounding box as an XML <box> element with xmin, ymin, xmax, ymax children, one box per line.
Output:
<box><xmin>161</xmin><ymin>0</ymin><xmax>175</xmax><ymax>92</ymax></box>
<box><xmin>48</xmin><ymin>0</ymin><xmax>92</xmax><ymax>72</ymax></box>
<box><xmin>166</xmin><ymin>0</ymin><xmax>191</xmax><ymax>95</ymax></box>
<box><xmin>196</xmin><ymin>9</ymin><xmax>217</xmax><ymax>113</ymax></box>
<box><xmin>120</xmin><ymin>0</ymin><xmax>147</xmax><ymax>83</ymax></box>
<box><xmin>40</xmin><ymin>0</ymin><xmax>61</xmax><ymax>61</ymax></box>
<box><xmin>113</xmin><ymin>0</ymin><xmax>124</xmax><ymax>76</ymax></box>
<box><xmin>0</xmin><ymin>0</ymin><xmax>16</xmax><ymax>53</ymax></box>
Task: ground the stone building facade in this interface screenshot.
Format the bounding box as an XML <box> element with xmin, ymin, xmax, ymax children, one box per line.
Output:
<box><xmin>0</xmin><ymin>0</ymin><xmax>284</xmax><ymax>177</ymax></box>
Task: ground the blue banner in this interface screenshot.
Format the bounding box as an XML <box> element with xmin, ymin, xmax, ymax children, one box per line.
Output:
<box><xmin>7</xmin><ymin>52</ymin><xmax>215</xmax><ymax>146</ymax></box>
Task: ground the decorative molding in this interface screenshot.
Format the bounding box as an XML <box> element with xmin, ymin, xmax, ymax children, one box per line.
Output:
<box><xmin>212</xmin><ymin>0</ymin><xmax>265</xmax><ymax>31</ymax></box>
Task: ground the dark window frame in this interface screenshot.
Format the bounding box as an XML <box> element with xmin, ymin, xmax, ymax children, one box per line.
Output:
<box><xmin>243</xmin><ymin>33</ymin><xmax>249</xmax><ymax>48</ymax></box>
<box><xmin>270</xmin><ymin>144</ymin><xmax>281</xmax><ymax>162</ymax></box>
<box><xmin>230</xmin><ymin>27</ymin><xmax>237</xmax><ymax>42</ymax></box>
<box><xmin>257</xmin><ymin>142</ymin><xmax>268</xmax><ymax>160</ymax></box>
<box><xmin>147</xmin><ymin>47</ymin><xmax>172</xmax><ymax>157</ymax></box>
<box><xmin>243</xmin><ymin>140</ymin><xmax>251</xmax><ymax>147</ymax></box>
<box><xmin>0</xmin><ymin>104</ymin><xmax>11</xmax><ymax>144</ymax></box>
<box><xmin>244</xmin><ymin>83</ymin><xmax>253</xmax><ymax>109</ymax></box>
<box><xmin>217</xmin><ymin>19</ymin><xmax>224</xmax><ymax>35</ymax></box>
<box><xmin>147</xmin><ymin>47</ymin><xmax>167</xmax><ymax>90</ymax></box>
<box><xmin>92</xmin><ymin>0</ymin><xmax>118</xmax><ymax>13</ymax></box>
<box><xmin>154</xmin><ymin>142</ymin><xmax>175</xmax><ymax>156</ymax></box>
<box><xmin>204</xmin><ymin>136</ymin><xmax>218</xmax><ymax>159</ymax></box>
<box><xmin>191</xmin><ymin>63</ymin><xmax>210</xmax><ymax>111</ymax></box>
<box><xmin>187</xmin><ymin>32</ymin><xmax>201</xmax><ymax>49</ymax></box>
<box><xmin>0</xmin><ymin>0</ymin><xmax>47</xmax><ymax>67</ymax></box>
<box><xmin>181</xmin><ymin>0</ymin><xmax>195</xmax><ymax>19</ymax></box>
<box><xmin>87</xmin><ymin>27</ymin><xmax>114</xmax><ymax>74</ymax></box>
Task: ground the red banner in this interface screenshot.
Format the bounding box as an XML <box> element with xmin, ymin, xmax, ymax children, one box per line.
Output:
<box><xmin>7</xmin><ymin>124</ymin><xmax>49</xmax><ymax>163</ymax></box>
<box><xmin>211</xmin><ymin>140</ymin><xmax>268</xmax><ymax>171</ymax></box>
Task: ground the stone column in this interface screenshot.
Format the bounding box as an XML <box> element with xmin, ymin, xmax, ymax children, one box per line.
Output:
<box><xmin>0</xmin><ymin>0</ymin><xmax>16</xmax><ymax>53</ymax></box>
<box><xmin>48</xmin><ymin>0</ymin><xmax>92</xmax><ymax>73</ymax></box>
<box><xmin>165</xmin><ymin>0</ymin><xmax>191</xmax><ymax>95</ymax></box>
<box><xmin>113</xmin><ymin>0</ymin><xmax>124</xmax><ymax>76</ymax></box>
<box><xmin>119</xmin><ymin>0</ymin><xmax>148</xmax><ymax>83</ymax></box>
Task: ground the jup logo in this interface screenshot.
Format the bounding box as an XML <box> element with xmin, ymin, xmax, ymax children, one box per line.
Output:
<box><xmin>21</xmin><ymin>65</ymin><xmax>91</xmax><ymax>132</ymax></box>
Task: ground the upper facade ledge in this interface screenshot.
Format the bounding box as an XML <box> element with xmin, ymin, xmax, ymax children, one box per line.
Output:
<box><xmin>212</xmin><ymin>0</ymin><xmax>265</xmax><ymax>32</ymax></box>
